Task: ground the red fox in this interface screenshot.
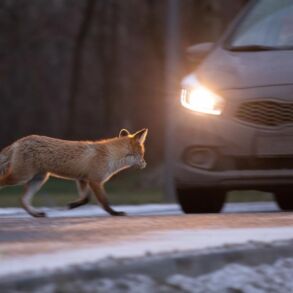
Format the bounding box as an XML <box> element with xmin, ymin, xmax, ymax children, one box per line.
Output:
<box><xmin>0</xmin><ymin>128</ymin><xmax>148</xmax><ymax>217</ymax></box>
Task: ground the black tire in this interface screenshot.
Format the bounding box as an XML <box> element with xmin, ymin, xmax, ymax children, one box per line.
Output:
<box><xmin>274</xmin><ymin>187</ymin><xmax>293</xmax><ymax>211</ymax></box>
<box><xmin>176</xmin><ymin>187</ymin><xmax>226</xmax><ymax>214</ymax></box>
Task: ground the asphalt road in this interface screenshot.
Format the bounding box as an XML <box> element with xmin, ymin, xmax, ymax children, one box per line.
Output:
<box><xmin>1</xmin><ymin>202</ymin><xmax>293</xmax><ymax>277</ymax></box>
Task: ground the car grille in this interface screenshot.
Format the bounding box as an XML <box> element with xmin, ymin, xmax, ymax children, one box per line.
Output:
<box><xmin>236</xmin><ymin>101</ymin><xmax>293</xmax><ymax>127</ymax></box>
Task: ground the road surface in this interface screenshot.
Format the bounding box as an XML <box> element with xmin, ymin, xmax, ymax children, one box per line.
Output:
<box><xmin>1</xmin><ymin>202</ymin><xmax>293</xmax><ymax>277</ymax></box>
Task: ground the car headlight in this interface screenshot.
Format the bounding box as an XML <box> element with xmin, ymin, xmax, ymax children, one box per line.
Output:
<box><xmin>180</xmin><ymin>74</ymin><xmax>224</xmax><ymax>115</ymax></box>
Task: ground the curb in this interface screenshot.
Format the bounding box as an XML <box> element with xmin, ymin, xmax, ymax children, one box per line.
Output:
<box><xmin>2</xmin><ymin>239</ymin><xmax>293</xmax><ymax>291</ymax></box>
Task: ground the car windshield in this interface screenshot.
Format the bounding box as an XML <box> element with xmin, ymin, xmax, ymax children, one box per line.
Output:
<box><xmin>227</xmin><ymin>0</ymin><xmax>293</xmax><ymax>51</ymax></box>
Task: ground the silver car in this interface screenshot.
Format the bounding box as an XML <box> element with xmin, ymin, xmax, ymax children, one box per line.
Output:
<box><xmin>171</xmin><ymin>0</ymin><xmax>293</xmax><ymax>213</ymax></box>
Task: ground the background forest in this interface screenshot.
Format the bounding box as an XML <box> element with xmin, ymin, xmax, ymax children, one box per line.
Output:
<box><xmin>0</xmin><ymin>0</ymin><xmax>248</xmax><ymax>205</ymax></box>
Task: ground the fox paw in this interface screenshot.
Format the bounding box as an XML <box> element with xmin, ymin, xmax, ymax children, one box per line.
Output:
<box><xmin>68</xmin><ymin>202</ymin><xmax>79</xmax><ymax>210</ymax></box>
<box><xmin>111</xmin><ymin>211</ymin><xmax>126</xmax><ymax>216</ymax></box>
<box><xmin>32</xmin><ymin>211</ymin><xmax>47</xmax><ymax>218</ymax></box>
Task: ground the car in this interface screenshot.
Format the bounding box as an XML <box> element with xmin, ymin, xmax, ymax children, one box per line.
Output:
<box><xmin>171</xmin><ymin>0</ymin><xmax>293</xmax><ymax>213</ymax></box>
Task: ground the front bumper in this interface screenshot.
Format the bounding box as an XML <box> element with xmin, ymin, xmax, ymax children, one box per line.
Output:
<box><xmin>171</xmin><ymin>85</ymin><xmax>293</xmax><ymax>188</ymax></box>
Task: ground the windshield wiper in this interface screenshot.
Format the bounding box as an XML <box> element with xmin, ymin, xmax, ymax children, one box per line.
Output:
<box><xmin>227</xmin><ymin>45</ymin><xmax>291</xmax><ymax>52</ymax></box>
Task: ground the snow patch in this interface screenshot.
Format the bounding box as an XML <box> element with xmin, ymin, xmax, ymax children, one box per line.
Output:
<box><xmin>23</xmin><ymin>258</ymin><xmax>293</xmax><ymax>293</ymax></box>
<box><xmin>1</xmin><ymin>227</ymin><xmax>293</xmax><ymax>278</ymax></box>
<box><xmin>0</xmin><ymin>202</ymin><xmax>279</xmax><ymax>218</ymax></box>
<box><xmin>166</xmin><ymin>258</ymin><xmax>293</xmax><ymax>293</ymax></box>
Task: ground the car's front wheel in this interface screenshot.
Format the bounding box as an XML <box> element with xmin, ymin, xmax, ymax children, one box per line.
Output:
<box><xmin>176</xmin><ymin>187</ymin><xmax>226</xmax><ymax>213</ymax></box>
<box><xmin>274</xmin><ymin>187</ymin><xmax>293</xmax><ymax>211</ymax></box>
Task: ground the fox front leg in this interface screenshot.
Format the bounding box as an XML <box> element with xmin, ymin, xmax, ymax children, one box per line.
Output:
<box><xmin>89</xmin><ymin>181</ymin><xmax>126</xmax><ymax>216</ymax></box>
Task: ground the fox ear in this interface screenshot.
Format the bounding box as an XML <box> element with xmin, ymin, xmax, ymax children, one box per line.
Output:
<box><xmin>119</xmin><ymin>129</ymin><xmax>130</xmax><ymax>137</ymax></box>
<box><xmin>133</xmin><ymin>128</ymin><xmax>148</xmax><ymax>144</ymax></box>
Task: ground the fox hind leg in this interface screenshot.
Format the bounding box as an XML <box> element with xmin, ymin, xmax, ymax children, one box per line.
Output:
<box><xmin>68</xmin><ymin>180</ymin><xmax>91</xmax><ymax>210</ymax></box>
<box><xmin>21</xmin><ymin>174</ymin><xmax>49</xmax><ymax>218</ymax></box>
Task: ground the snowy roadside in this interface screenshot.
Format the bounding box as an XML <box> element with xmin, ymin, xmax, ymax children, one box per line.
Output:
<box><xmin>2</xmin><ymin>226</ymin><xmax>293</xmax><ymax>278</ymax></box>
<box><xmin>0</xmin><ymin>203</ymin><xmax>291</xmax><ymax>285</ymax></box>
<box><xmin>2</xmin><ymin>240</ymin><xmax>293</xmax><ymax>293</ymax></box>
<box><xmin>30</xmin><ymin>258</ymin><xmax>293</xmax><ymax>293</ymax></box>
<box><xmin>1</xmin><ymin>203</ymin><xmax>291</xmax><ymax>292</ymax></box>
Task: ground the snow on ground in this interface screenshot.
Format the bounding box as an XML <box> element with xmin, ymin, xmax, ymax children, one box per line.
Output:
<box><xmin>0</xmin><ymin>202</ymin><xmax>288</xmax><ymax>282</ymax></box>
<box><xmin>0</xmin><ymin>204</ymin><xmax>180</xmax><ymax>218</ymax></box>
<box><xmin>1</xmin><ymin>226</ymin><xmax>293</xmax><ymax>278</ymax></box>
<box><xmin>19</xmin><ymin>258</ymin><xmax>293</xmax><ymax>293</ymax></box>
<box><xmin>166</xmin><ymin>258</ymin><xmax>293</xmax><ymax>293</ymax></box>
<box><xmin>0</xmin><ymin>201</ymin><xmax>280</xmax><ymax>218</ymax></box>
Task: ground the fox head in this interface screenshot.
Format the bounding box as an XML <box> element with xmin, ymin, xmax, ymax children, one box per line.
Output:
<box><xmin>119</xmin><ymin>128</ymin><xmax>148</xmax><ymax>169</ymax></box>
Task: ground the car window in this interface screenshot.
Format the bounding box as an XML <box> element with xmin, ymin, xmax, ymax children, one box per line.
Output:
<box><xmin>228</xmin><ymin>0</ymin><xmax>293</xmax><ymax>50</ymax></box>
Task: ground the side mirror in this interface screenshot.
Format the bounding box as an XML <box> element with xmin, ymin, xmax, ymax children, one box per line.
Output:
<box><xmin>186</xmin><ymin>42</ymin><xmax>214</xmax><ymax>64</ymax></box>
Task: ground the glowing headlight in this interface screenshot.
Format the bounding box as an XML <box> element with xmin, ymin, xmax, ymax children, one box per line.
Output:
<box><xmin>180</xmin><ymin>75</ymin><xmax>224</xmax><ymax>115</ymax></box>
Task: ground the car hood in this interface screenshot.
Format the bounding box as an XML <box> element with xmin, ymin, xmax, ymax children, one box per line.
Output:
<box><xmin>197</xmin><ymin>48</ymin><xmax>293</xmax><ymax>91</ymax></box>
